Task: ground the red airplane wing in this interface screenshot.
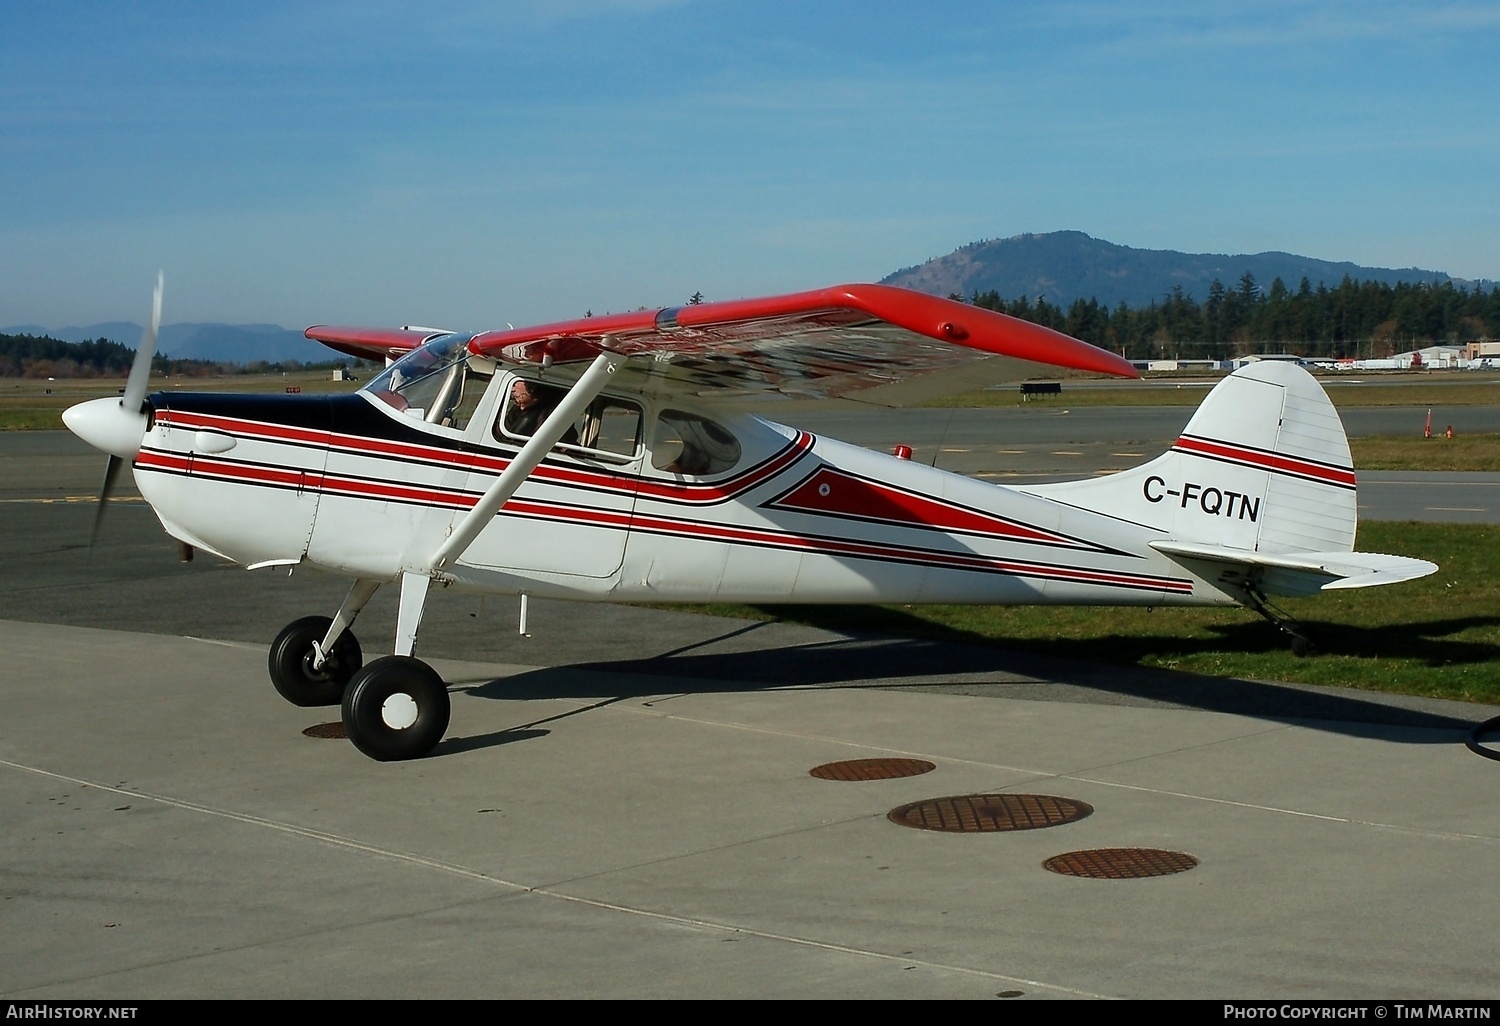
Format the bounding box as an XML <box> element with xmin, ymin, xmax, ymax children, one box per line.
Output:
<box><xmin>309</xmin><ymin>284</ymin><xmax>1137</xmax><ymax>398</ymax></box>
<box><xmin>303</xmin><ymin>325</ymin><xmax>449</xmax><ymax>363</ymax></box>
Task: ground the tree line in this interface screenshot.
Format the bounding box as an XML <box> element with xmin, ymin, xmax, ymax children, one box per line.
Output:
<box><xmin>963</xmin><ymin>274</ymin><xmax>1500</xmax><ymax>361</ymax></box>
<box><xmin>0</xmin><ymin>333</ymin><xmax>347</xmax><ymax>378</ymax></box>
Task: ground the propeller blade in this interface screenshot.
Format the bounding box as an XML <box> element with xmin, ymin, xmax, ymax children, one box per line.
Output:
<box><xmin>81</xmin><ymin>272</ymin><xmax>161</xmax><ymax>549</ymax></box>
<box><xmin>122</xmin><ymin>271</ymin><xmax>162</xmax><ymax>413</ymax></box>
<box><xmin>90</xmin><ymin>454</ymin><xmax>124</xmax><ymax>550</ymax></box>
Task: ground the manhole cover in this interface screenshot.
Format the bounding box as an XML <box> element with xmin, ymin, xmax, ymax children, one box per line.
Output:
<box><xmin>1043</xmin><ymin>848</ymin><xmax>1198</xmax><ymax>879</ymax></box>
<box><xmin>303</xmin><ymin>722</ymin><xmax>345</xmax><ymax>739</ymax></box>
<box><xmin>888</xmin><ymin>794</ymin><xmax>1092</xmax><ymax>832</ymax></box>
<box><xmin>810</xmin><ymin>758</ymin><xmax>936</xmax><ymax>781</ymax></box>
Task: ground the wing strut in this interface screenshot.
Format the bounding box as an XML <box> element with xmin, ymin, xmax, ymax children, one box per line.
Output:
<box><xmin>427</xmin><ymin>351</ymin><xmax>627</xmax><ymax>571</ymax></box>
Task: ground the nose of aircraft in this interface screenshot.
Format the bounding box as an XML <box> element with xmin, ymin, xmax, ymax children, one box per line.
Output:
<box><xmin>62</xmin><ymin>396</ymin><xmax>150</xmax><ymax>460</ymax></box>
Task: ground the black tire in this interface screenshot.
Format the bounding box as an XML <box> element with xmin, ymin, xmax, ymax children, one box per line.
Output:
<box><xmin>341</xmin><ymin>656</ymin><xmax>450</xmax><ymax>762</ymax></box>
<box><xmin>268</xmin><ymin>616</ymin><xmax>363</xmax><ymax>707</ymax></box>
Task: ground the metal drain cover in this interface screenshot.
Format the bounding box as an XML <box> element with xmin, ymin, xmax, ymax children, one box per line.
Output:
<box><xmin>810</xmin><ymin>758</ymin><xmax>936</xmax><ymax>781</ymax></box>
<box><xmin>303</xmin><ymin>722</ymin><xmax>346</xmax><ymax>739</ymax></box>
<box><xmin>1043</xmin><ymin>848</ymin><xmax>1199</xmax><ymax>879</ymax></box>
<box><xmin>888</xmin><ymin>793</ymin><xmax>1093</xmax><ymax>832</ymax></box>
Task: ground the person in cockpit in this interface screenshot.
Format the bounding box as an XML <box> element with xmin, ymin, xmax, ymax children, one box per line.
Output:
<box><xmin>501</xmin><ymin>379</ymin><xmax>578</xmax><ymax>445</ymax></box>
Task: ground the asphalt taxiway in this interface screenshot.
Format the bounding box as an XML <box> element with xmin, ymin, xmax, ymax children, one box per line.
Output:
<box><xmin>2</xmin><ymin>429</ymin><xmax>1498</xmax><ymax>999</ymax></box>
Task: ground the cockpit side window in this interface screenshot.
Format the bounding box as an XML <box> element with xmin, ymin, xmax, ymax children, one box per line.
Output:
<box><xmin>650</xmin><ymin>409</ymin><xmax>742</xmax><ymax>477</ymax></box>
<box><xmin>497</xmin><ymin>379</ymin><xmax>574</xmax><ymax>443</ymax></box>
<box><xmin>495</xmin><ymin>377</ymin><xmax>642</xmax><ymax>460</ymax></box>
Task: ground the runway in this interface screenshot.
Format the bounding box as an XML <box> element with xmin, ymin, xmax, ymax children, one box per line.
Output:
<box><xmin>2</xmin><ymin>425</ymin><xmax>1499</xmax><ymax>999</ymax></box>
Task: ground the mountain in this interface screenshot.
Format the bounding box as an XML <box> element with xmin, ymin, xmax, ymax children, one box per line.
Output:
<box><xmin>880</xmin><ymin>231</ymin><xmax>1482</xmax><ymax>308</ymax></box>
<box><xmin>0</xmin><ymin>321</ymin><xmax>340</xmax><ymax>364</ymax></box>
<box><xmin>158</xmin><ymin>323</ymin><xmax>331</xmax><ymax>364</ymax></box>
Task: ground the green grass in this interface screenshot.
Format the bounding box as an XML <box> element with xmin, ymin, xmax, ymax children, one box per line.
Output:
<box><xmin>1351</xmin><ymin>433</ymin><xmax>1500</xmax><ymax>472</ymax></box>
<box><xmin>0</xmin><ymin>407</ymin><xmax>72</xmax><ymax>430</ymax></box>
<box><xmin>668</xmin><ymin>523</ymin><xmax>1500</xmax><ymax>705</ymax></box>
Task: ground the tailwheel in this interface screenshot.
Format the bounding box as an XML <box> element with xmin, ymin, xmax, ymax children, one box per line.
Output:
<box><xmin>268</xmin><ymin>616</ymin><xmax>363</xmax><ymax>707</ymax></box>
<box><xmin>341</xmin><ymin>656</ymin><xmax>450</xmax><ymax>762</ymax></box>
<box><xmin>1243</xmin><ymin>587</ymin><xmax>1315</xmax><ymax>657</ymax></box>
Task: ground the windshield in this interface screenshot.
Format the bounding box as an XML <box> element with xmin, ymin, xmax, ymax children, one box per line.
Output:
<box><xmin>362</xmin><ymin>333</ymin><xmax>485</xmax><ymax>427</ymax></box>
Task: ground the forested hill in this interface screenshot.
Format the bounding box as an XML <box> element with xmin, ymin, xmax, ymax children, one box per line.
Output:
<box><xmin>882</xmin><ymin>231</ymin><xmax>1479</xmax><ymax>309</ymax></box>
<box><xmin>0</xmin><ymin>332</ymin><xmax>339</xmax><ymax>378</ymax></box>
<box><xmin>0</xmin><ymin>321</ymin><xmax>334</xmax><ymax>365</ymax></box>
<box><xmin>0</xmin><ymin>334</ymin><xmax>137</xmax><ymax>377</ymax></box>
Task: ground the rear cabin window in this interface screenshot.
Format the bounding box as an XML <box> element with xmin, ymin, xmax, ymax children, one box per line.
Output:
<box><xmin>650</xmin><ymin>410</ymin><xmax>741</xmax><ymax>477</ymax></box>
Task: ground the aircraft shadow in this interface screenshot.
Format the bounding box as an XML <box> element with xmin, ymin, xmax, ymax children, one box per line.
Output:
<box><xmin>464</xmin><ymin>610</ymin><xmax>1500</xmax><ymax>743</ymax></box>
<box><xmin>436</xmin><ymin>726</ymin><xmax>550</xmax><ymax>757</ymax></box>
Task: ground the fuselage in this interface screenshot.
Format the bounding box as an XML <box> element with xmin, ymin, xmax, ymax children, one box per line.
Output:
<box><xmin>127</xmin><ymin>369</ymin><xmax>1233</xmax><ymax>610</ymax></box>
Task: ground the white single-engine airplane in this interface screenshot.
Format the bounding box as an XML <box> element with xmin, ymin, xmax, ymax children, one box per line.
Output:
<box><xmin>64</xmin><ymin>278</ymin><xmax>1437</xmax><ymax>761</ymax></box>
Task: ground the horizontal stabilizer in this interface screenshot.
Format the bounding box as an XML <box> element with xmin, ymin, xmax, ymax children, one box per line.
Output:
<box><xmin>1150</xmin><ymin>540</ymin><xmax>1438</xmax><ymax>596</ymax></box>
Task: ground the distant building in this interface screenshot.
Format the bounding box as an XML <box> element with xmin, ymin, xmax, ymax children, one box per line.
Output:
<box><xmin>1392</xmin><ymin>346</ymin><xmax>1464</xmax><ymax>369</ymax></box>
<box><xmin>1132</xmin><ymin>344</ymin><xmax>1498</xmax><ymax>375</ymax></box>
<box><xmin>1332</xmin><ymin>346</ymin><xmax>1468</xmax><ymax>371</ymax></box>
<box><xmin>1229</xmin><ymin>354</ymin><xmax>1306</xmax><ymax>369</ymax></box>
<box><xmin>1131</xmin><ymin>359</ymin><xmax>1227</xmax><ymax>372</ymax></box>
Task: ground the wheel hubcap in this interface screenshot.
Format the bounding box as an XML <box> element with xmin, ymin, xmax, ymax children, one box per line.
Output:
<box><xmin>381</xmin><ymin>692</ymin><xmax>420</xmax><ymax>730</ymax></box>
<box><xmin>301</xmin><ymin>651</ymin><xmax>333</xmax><ymax>682</ymax></box>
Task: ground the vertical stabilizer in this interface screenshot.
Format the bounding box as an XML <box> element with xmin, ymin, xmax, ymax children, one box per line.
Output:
<box><xmin>1023</xmin><ymin>361</ymin><xmax>1357</xmax><ymax>555</ymax></box>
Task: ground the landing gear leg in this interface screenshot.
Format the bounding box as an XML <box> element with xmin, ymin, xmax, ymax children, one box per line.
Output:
<box><xmin>1244</xmin><ymin>587</ymin><xmax>1315</xmax><ymax>657</ymax></box>
<box><xmin>315</xmin><ymin>578</ymin><xmax>381</xmax><ymax>670</ymax></box>
<box><xmin>392</xmin><ymin>571</ymin><xmax>429</xmax><ymax>658</ymax></box>
<box><xmin>341</xmin><ymin>571</ymin><xmax>450</xmax><ymax>761</ymax></box>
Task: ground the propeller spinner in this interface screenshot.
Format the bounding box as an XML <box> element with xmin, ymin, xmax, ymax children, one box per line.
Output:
<box><xmin>61</xmin><ymin>272</ymin><xmax>163</xmax><ymax>546</ymax></box>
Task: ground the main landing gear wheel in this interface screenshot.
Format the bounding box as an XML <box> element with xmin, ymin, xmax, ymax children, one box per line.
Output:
<box><xmin>268</xmin><ymin>616</ymin><xmax>363</xmax><ymax>707</ymax></box>
<box><xmin>341</xmin><ymin>656</ymin><xmax>451</xmax><ymax>762</ymax></box>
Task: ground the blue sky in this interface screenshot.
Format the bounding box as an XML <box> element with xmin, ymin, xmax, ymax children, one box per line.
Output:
<box><xmin>3</xmin><ymin>1</ymin><xmax>1497</xmax><ymax>331</ymax></box>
